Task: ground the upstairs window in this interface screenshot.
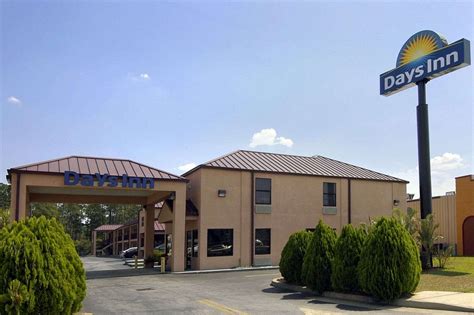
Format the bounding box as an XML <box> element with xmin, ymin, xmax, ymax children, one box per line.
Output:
<box><xmin>255</xmin><ymin>178</ymin><xmax>271</xmax><ymax>205</ymax></box>
<box><xmin>323</xmin><ymin>182</ymin><xmax>337</xmax><ymax>207</ymax></box>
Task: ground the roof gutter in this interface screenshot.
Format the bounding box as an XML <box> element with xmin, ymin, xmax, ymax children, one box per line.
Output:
<box><xmin>250</xmin><ymin>171</ymin><xmax>255</xmax><ymax>267</ymax></box>
<box><xmin>348</xmin><ymin>179</ymin><xmax>352</xmax><ymax>224</ymax></box>
<box><xmin>15</xmin><ymin>173</ymin><xmax>20</xmax><ymax>221</ymax></box>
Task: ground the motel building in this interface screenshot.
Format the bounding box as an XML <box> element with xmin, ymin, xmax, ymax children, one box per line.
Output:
<box><xmin>8</xmin><ymin>150</ymin><xmax>408</xmax><ymax>272</ymax></box>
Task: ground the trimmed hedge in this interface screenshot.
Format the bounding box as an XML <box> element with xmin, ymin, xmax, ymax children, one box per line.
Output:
<box><xmin>279</xmin><ymin>230</ymin><xmax>312</xmax><ymax>284</ymax></box>
<box><xmin>301</xmin><ymin>220</ymin><xmax>337</xmax><ymax>294</ymax></box>
<box><xmin>0</xmin><ymin>216</ymin><xmax>86</xmax><ymax>314</ymax></box>
<box><xmin>331</xmin><ymin>224</ymin><xmax>367</xmax><ymax>292</ymax></box>
<box><xmin>358</xmin><ymin>217</ymin><xmax>421</xmax><ymax>301</ymax></box>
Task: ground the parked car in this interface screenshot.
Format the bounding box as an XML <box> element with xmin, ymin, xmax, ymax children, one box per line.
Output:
<box><xmin>207</xmin><ymin>244</ymin><xmax>232</xmax><ymax>256</ymax></box>
<box><xmin>120</xmin><ymin>247</ymin><xmax>138</xmax><ymax>259</ymax></box>
<box><xmin>155</xmin><ymin>244</ymin><xmax>166</xmax><ymax>252</ymax></box>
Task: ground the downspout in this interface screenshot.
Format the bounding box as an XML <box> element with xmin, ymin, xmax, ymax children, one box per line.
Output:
<box><xmin>15</xmin><ymin>173</ymin><xmax>21</xmax><ymax>221</ymax></box>
<box><xmin>250</xmin><ymin>171</ymin><xmax>255</xmax><ymax>267</ymax></box>
<box><xmin>348</xmin><ymin>179</ymin><xmax>352</xmax><ymax>224</ymax></box>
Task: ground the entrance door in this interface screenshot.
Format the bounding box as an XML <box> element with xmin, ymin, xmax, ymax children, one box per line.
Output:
<box><xmin>463</xmin><ymin>216</ymin><xmax>474</xmax><ymax>256</ymax></box>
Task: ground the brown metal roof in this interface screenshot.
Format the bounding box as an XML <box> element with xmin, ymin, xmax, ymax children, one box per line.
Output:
<box><xmin>154</xmin><ymin>220</ymin><xmax>165</xmax><ymax>231</ymax></box>
<box><xmin>94</xmin><ymin>224</ymin><xmax>123</xmax><ymax>232</ymax></box>
<box><xmin>183</xmin><ymin>150</ymin><xmax>407</xmax><ymax>183</ymax></box>
<box><xmin>8</xmin><ymin>155</ymin><xmax>186</xmax><ymax>181</ymax></box>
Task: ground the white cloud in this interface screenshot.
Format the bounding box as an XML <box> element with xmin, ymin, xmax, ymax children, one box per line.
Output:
<box><xmin>7</xmin><ymin>96</ymin><xmax>22</xmax><ymax>106</ymax></box>
<box><xmin>249</xmin><ymin>128</ymin><xmax>294</xmax><ymax>148</ymax></box>
<box><xmin>393</xmin><ymin>152</ymin><xmax>468</xmax><ymax>198</ymax></box>
<box><xmin>129</xmin><ymin>73</ymin><xmax>151</xmax><ymax>81</ymax></box>
<box><xmin>178</xmin><ymin>163</ymin><xmax>197</xmax><ymax>172</ymax></box>
<box><xmin>431</xmin><ymin>153</ymin><xmax>463</xmax><ymax>172</ymax></box>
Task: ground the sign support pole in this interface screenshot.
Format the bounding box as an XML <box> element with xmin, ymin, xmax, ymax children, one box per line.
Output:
<box><xmin>416</xmin><ymin>79</ymin><xmax>432</xmax><ymax>219</ymax></box>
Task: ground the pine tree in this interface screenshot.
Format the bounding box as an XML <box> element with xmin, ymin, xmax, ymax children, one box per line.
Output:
<box><xmin>331</xmin><ymin>225</ymin><xmax>367</xmax><ymax>292</ymax></box>
<box><xmin>301</xmin><ymin>220</ymin><xmax>337</xmax><ymax>294</ymax></box>
<box><xmin>358</xmin><ymin>217</ymin><xmax>421</xmax><ymax>301</ymax></box>
<box><xmin>279</xmin><ymin>230</ymin><xmax>312</xmax><ymax>284</ymax></box>
<box><xmin>0</xmin><ymin>216</ymin><xmax>86</xmax><ymax>314</ymax></box>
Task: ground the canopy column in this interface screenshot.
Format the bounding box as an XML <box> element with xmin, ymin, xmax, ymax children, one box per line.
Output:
<box><xmin>171</xmin><ymin>188</ymin><xmax>186</xmax><ymax>272</ymax></box>
<box><xmin>143</xmin><ymin>204</ymin><xmax>155</xmax><ymax>265</ymax></box>
<box><xmin>92</xmin><ymin>230</ymin><xmax>97</xmax><ymax>256</ymax></box>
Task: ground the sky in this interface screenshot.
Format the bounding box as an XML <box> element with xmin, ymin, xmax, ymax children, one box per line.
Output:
<box><xmin>1</xmin><ymin>0</ymin><xmax>472</xmax><ymax>197</ymax></box>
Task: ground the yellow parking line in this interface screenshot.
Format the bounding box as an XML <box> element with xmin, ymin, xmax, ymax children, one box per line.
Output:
<box><xmin>198</xmin><ymin>299</ymin><xmax>248</xmax><ymax>314</ymax></box>
<box><xmin>299</xmin><ymin>307</ymin><xmax>339</xmax><ymax>315</ymax></box>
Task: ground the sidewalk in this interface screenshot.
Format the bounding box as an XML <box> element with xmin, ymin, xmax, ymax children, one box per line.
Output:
<box><xmin>271</xmin><ymin>277</ymin><xmax>474</xmax><ymax>313</ymax></box>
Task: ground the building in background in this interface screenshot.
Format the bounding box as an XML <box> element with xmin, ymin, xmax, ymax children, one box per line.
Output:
<box><xmin>456</xmin><ymin>175</ymin><xmax>474</xmax><ymax>256</ymax></box>
<box><xmin>407</xmin><ymin>192</ymin><xmax>457</xmax><ymax>249</ymax></box>
<box><xmin>92</xmin><ymin>205</ymin><xmax>166</xmax><ymax>257</ymax></box>
<box><xmin>407</xmin><ymin>175</ymin><xmax>474</xmax><ymax>256</ymax></box>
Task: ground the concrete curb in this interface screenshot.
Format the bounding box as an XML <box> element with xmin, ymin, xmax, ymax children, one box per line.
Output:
<box><xmin>271</xmin><ymin>277</ymin><xmax>474</xmax><ymax>313</ymax></box>
<box><xmin>172</xmin><ymin>266</ymin><xmax>279</xmax><ymax>275</ymax></box>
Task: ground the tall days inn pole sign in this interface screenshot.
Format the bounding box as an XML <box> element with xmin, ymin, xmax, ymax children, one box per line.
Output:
<box><xmin>380</xmin><ymin>30</ymin><xmax>471</xmax><ymax>219</ymax></box>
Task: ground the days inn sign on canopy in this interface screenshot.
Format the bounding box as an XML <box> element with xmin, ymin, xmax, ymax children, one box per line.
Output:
<box><xmin>380</xmin><ymin>30</ymin><xmax>470</xmax><ymax>96</ymax></box>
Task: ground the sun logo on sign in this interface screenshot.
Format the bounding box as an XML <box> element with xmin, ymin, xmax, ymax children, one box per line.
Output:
<box><xmin>396</xmin><ymin>31</ymin><xmax>448</xmax><ymax>67</ymax></box>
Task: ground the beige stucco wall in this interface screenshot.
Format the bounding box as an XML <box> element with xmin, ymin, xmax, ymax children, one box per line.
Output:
<box><xmin>351</xmin><ymin>180</ymin><xmax>406</xmax><ymax>225</ymax></box>
<box><xmin>187</xmin><ymin>168</ymin><xmax>406</xmax><ymax>270</ymax></box>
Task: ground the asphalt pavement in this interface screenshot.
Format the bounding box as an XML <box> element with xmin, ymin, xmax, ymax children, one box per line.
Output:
<box><xmin>81</xmin><ymin>269</ymin><xmax>462</xmax><ymax>314</ymax></box>
<box><xmin>81</xmin><ymin>256</ymin><xmax>130</xmax><ymax>272</ymax></box>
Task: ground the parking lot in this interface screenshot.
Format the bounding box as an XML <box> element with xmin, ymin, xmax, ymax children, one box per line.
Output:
<box><xmin>81</xmin><ymin>256</ymin><xmax>130</xmax><ymax>272</ymax></box>
<box><xmin>81</xmin><ymin>270</ymin><xmax>458</xmax><ymax>314</ymax></box>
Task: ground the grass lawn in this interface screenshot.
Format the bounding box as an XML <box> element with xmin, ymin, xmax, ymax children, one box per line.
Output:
<box><xmin>417</xmin><ymin>256</ymin><xmax>474</xmax><ymax>293</ymax></box>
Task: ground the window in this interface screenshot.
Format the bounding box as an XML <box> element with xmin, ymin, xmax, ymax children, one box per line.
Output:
<box><xmin>255</xmin><ymin>229</ymin><xmax>271</xmax><ymax>255</ymax></box>
<box><xmin>323</xmin><ymin>182</ymin><xmax>337</xmax><ymax>207</ymax></box>
<box><xmin>207</xmin><ymin>229</ymin><xmax>233</xmax><ymax>257</ymax></box>
<box><xmin>255</xmin><ymin>178</ymin><xmax>271</xmax><ymax>205</ymax></box>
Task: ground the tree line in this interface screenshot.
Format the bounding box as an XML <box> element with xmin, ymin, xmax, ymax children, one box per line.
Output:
<box><xmin>0</xmin><ymin>183</ymin><xmax>141</xmax><ymax>241</ymax></box>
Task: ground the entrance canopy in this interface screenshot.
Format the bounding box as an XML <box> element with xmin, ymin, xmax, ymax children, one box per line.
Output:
<box><xmin>7</xmin><ymin>155</ymin><xmax>187</xmax><ymax>219</ymax></box>
<box><xmin>7</xmin><ymin>155</ymin><xmax>188</xmax><ymax>271</ymax></box>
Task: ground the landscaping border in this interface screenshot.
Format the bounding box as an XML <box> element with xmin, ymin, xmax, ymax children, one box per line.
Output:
<box><xmin>271</xmin><ymin>277</ymin><xmax>474</xmax><ymax>313</ymax></box>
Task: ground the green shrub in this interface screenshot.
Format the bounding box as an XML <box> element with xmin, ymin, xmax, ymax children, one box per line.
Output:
<box><xmin>0</xmin><ymin>216</ymin><xmax>86</xmax><ymax>314</ymax></box>
<box><xmin>301</xmin><ymin>220</ymin><xmax>337</xmax><ymax>294</ymax></box>
<box><xmin>434</xmin><ymin>245</ymin><xmax>453</xmax><ymax>269</ymax></box>
<box><xmin>331</xmin><ymin>225</ymin><xmax>367</xmax><ymax>292</ymax></box>
<box><xmin>279</xmin><ymin>230</ymin><xmax>312</xmax><ymax>284</ymax></box>
<box><xmin>358</xmin><ymin>217</ymin><xmax>421</xmax><ymax>301</ymax></box>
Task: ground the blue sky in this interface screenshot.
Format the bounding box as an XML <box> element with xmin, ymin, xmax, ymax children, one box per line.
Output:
<box><xmin>1</xmin><ymin>1</ymin><xmax>472</xmax><ymax>196</ymax></box>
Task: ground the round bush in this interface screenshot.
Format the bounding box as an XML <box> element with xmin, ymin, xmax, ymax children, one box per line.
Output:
<box><xmin>0</xmin><ymin>216</ymin><xmax>86</xmax><ymax>314</ymax></box>
<box><xmin>279</xmin><ymin>230</ymin><xmax>312</xmax><ymax>284</ymax></box>
<box><xmin>301</xmin><ymin>220</ymin><xmax>337</xmax><ymax>294</ymax></box>
<box><xmin>331</xmin><ymin>224</ymin><xmax>367</xmax><ymax>292</ymax></box>
<box><xmin>358</xmin><ymin>217</ymin><xmax>421</xmax><ymax>301</ymax></box>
